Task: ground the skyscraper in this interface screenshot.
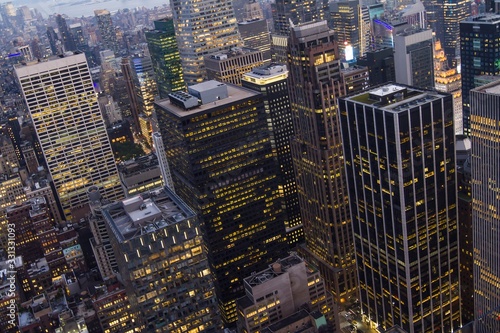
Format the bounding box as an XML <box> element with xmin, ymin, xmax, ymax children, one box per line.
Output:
<box><xmin>329</xmin><ymin>0</ymin><xmax>360</xmax><ymax>61</ymax></box>
<box><xmin>242</xmin><ymin>64</ymin><xmax>303</xmax><ymax>246</ymax></box>
<box><xmin>145</xmin><ymin>18</ymin><xmax>185</xmax><ymax>99</ymax></box>
<box><xmin>169</xmin><ymin>0</ymin><xmax>241</xmax><ymax>85</ymax></box>
<box><xmin>130</xmin><ymin>55</ymin><xmax>158</xmax><ymax>117</ymax></box>
<box><xmin>393</xmin><ymin>28</ymin><xmax>434</xmax><ymax>90</ymax></box>
<box><xmin>104</xmin><ymin>187</ymin><xmax>220</xmax><ymax>332</ymax></box>
<box><xmin>287</xmin><ymin>21</ymin><xmax>358</xmax><ymax>308</ymax></box>
<box><xmin>339</xmin><ymin>84</ymin><xmax>460</xmax><ymax>332</ymax></box>
<box><xmin>56</xmin><ymin>14</ymin><xmax>76</xmax><ymax>52</ymax></box>
<box><xmin>94</xmin><ymin>9</ymin><xmax>119</xmax><ymax>54</ymax></box>
<box><xmin>156</xmin><ymin>81</ymin><xmax>287</xmax><ymax>324</ymax></box>
<box><xmin>271</xmin><ymin>0</ymin><xmax>318</xmax><ymax>36</ymax></box>
<box><xmin>460</xmin><ymin>14</ymin><xmax>500</xmax><ymax>136</ymax></box>
<box><xmin>470</xmin><ymin>80</ymin><xmax>500</xmax><ymax>333</ymax></box>
<box><xmin>15</xmin><ymin>53</ymin><xmax>123</xmax><ymax>220</ymax></box>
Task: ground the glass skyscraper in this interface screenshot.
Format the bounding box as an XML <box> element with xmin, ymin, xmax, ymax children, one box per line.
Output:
<box><xmin>155</xmin><ymin>81</ymin><xmax>287</xmax><ymax>324</ymax></box>
<box><xmin>15</xmin><ymin>53</ymin><xmax>123</xmax><ymax>220</ymax></box>
<box><xmin>339</xmin><ymin>84</ymin><xmax>460</xmax><ymax>332</ymax></box>
<box><xmin>145</xmin><ymin>18</ymin><xmax>185</xmax><ymax>99</ymax></box>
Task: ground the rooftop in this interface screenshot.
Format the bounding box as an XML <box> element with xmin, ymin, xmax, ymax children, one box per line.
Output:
<box><xmin>473</xmin><ymin>78</ymin><xmax>500</xmax><ymax>95</ymax></box>
<box><xmin>245</xmin><ymin>253</ymin><xmax>305</xmax><ymax>287</ymax></box>
<box><xmin>346</xmin><ymin>84</ymin><xmax>447</xmax><ymax>111</ymax></box>
<box><xmin>207</xmin><ymin>47</ymin><xmax>260</xmax><ymax>60</ymax></box>
<box><xmin>462</xmin><ymin>13</ymin><xmax>500</xmax><ymax>24</ymax></box>
<box><xmin>103</xmin><ymin>186</ymin><xmax>195</xmax><ymax>242</ymax></box>
<box><xmin>156</xmin><ymin>83</ymin><xmax>259</xmax><ymax>119</ymax></box>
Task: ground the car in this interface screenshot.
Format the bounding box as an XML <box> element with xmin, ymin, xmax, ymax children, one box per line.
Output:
<box><xmin>350</xmin><ymin>320</ymin><xmax>357</xmax><ymax>326</ymax></box>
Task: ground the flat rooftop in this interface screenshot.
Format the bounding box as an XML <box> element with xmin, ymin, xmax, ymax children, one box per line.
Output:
<box><xmin>155</xmin><ymin>84</ymin><xmax>259</xmax><ymax>119</ymax></box>
<box><xmin>245</xmin><ymin>253</ymin><xmax>305</xmax><ymax>287</ymax></box>
<box><xmin>345</xmin><ymin>84</ymin><xmax>447</xmax><ymax>112</ymax></box>
<box><xmin>473</xmin><ymin>78</ymin><xmax>500</xmax><ymax>95</ymax></box>
<box><xmin>103</xmin><ymin>186</ymin><xmax>195</xmax><ymax>242</ymax></box>
<box><xmin>462</xmin><ymin>13</ymin><xmax>500</xmax><ymax>24</ymax></box>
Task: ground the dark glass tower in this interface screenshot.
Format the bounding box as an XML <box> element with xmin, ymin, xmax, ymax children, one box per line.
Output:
<box><xmin>145</xmin><ymin>18</ymin><xmax>185</xmax><ymax>99</ymax></box>
<box><xmin>155</xmin><ymin>81</ymin><xmax>287</xmax><ymax>325</ymax></box>
<box><xmin>460</xmin><ymin>14</ymin><xmax>500</xmax><ymax>136</ymax></box>
<box><xmin>56</xmin><ymin>14</ymin><xmax>76</xmax><ymax>52</ymax></box>
<box><xmin>287</xmin><ymin>21</ymin><xmax>358</xmax><ymax>309</ymax></box>
<box><xmin>271</xmin><ymin>0</ymin><xmax>319</xmax><ymax>35</ymax></box>
<box><xmin>242</xmin><ymin>64</ymin><xmax>303</xmax><ymax>247</ymax></box>
<box><xmin>339</xmin><ymin>84</ymin><xmax>460</xmax><ymax>332</ymax></box>
<box><xmin>94</xmin><ymin>9</ymin><xmax>119</xmax><ymax>53</ymax></box>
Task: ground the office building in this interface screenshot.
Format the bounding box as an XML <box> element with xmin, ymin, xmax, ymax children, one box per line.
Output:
<box><xmin>329</xmin><ymin>0</ymin><xmax>360</xmax><ymax>61</ymax></box>
<box><xmin>152</xmin><ymin>132</ymin><xmax>174</xmax><ymax>191</ymax></box>
<box><xmin>156</xmin><ymin>81</ymin><xmax>287</xmax><ymax>324</ymax></box>
<box><xmin>338</xmin><ymin>84</ymin><xmax>460</xmax><ymax>332</ymax></box>
<box><xmin>287</xmin><ymin>21</ymin><xmax>358</xmax><ymax>307</ymax></box>
<box><xmin>170</xmin><ymin>0</ymin><xmax>241</xmax><ymax>85</ymax></box>
<box><xmin>357</xmin><ymin>48</ymin><xmax>395</xmax><ymax>88</ymax></box>
<box><xmin>470</xmin><ymin>80</ymin><xmax>500</xmax><ymax>333</ymax></box>
<box><xmin>0</xmin><ymin>174</ymin><xmax>26</xmax><ymax>251</ymax></box>
<box><xmin>121</xmin><ymin>57</ymin><xmax>140</xmax><ymax>132</ymax></box>
<box><xmin>104</xmin><ymin>187</ymin><xmax>220</xmax><ymax>332</ymax></box>
<box><xmin>394</xmin><ymin>28</ymin><xmax>434</xmax><ymax>90</ymax></box>
<box><xmin>145</xmin><ymin>18</ymin><xmax>185</xmax><ymax>99</ymax></box>
<box><xmin>340</xmin><ymin>65</ymin><xmax>370</xmax><ymax>95</ymax></box>
<box><xmin>238</xmin><ymin>20</ymin><xmax>272</xmax><ymax>63</ymax></box>
<box><xmin>426</xmin><ymin>0</ymin><xmax>467</xmax><ymax>64</ymax></box>
<box><xmin>117</xmin><ymin>154</ymin><xmax>163</xmax><ymax>196</ymax></box>
<box><xmin>237</xmin><ymin>253</ymin><xmax>334</xmax><ymax>333</ymax></box>
<box><xmin>15</xmin><ymin>53</ymin><xmax>123</xmax><ymax>221</ymax></box>
<box><xmin>47</xmin><ymin>26</ymin><xmax>60</xmax><ymax>56</ymax></box>
<box><xmin>460</xmin><ymin>14</ymin><xmax>500</xmax><ymax>135</ymax></box>
<box><xmin>242</xmin><ymin>64</ymin><xmax>303</xmax><ymax>246</ymax></box>
<box><xmin>94</xmin><ymin>9</ymin><xmax>119</xmax><ymax>53</ymax></box>
<box><xmin>204</xmin><ymin>47</ymin><xmax>264</xmax><ymax>86</ymax></box>
<box><xmin>434</xmin><ymin>40</ymin><xmax>463</xmax><ymax>134</ymax></box>
<box><xmin>56</xmin><ymin>15</ymin><xmax>76</xmax><ymax>52</ymax></box>
<box><xmin>69</xmin><ymin>23</ymin><xmax>86</xmax><ymax>51</ymax></box>
<box><xmin>130</xmin><ymin>55</ymin><xmax>157</xmax><ymax>117</ymax></box>
<box><xmin>456</xmin><ymin>135</ymin><xmax>473</xmax><ymax>325</ymax></box>
<box><xmin>271</xmin><ymin>0</ymin><xmax>318</xmax><ymax>36</ymax></box>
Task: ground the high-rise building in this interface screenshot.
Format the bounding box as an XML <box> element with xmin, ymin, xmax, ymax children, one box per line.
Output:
<box><xmin>470</xmin><ymin>80</ymin><xmax>500</xmax><ymax>333</ymax></box>
<box><xmin>169</xmin><ymin>0</ymin><xmax>241</xmax><ymax>85</ymax></box>
<box><xmin>460</xmin><ymin>14</ymin><xmax>500</xmax><ymax>136</ymax></box>
<box><xmin>287</xmin><ymin>21</ymin><xmax>358</xmax><ymax>308</ymax></box>
<box><xmin>434</xmin><ymin>40</ymin><xmax>463</xmax><ymax>134</ymax></box>
<box><xmin>121</xmin><ymin>57</ymin><xmax>140</xmax><ymax>132</ymax></box>
<box><xmin>338</xmin><ymin>84</ymin><xmax>460</xmax><ymax>332</ymax></box>
<box><xmin>271</xmin><ymin>0</ymin><xmax>318</xmax><ymax>36</ymax></box>
<box><xmin>329</xmin><ymin>0</ymin><xmax>360</xmax><ymax>61</ymax></box>
<box><xmin>340</xmin><ymin>65</ymin><xmax>370</xmax><ymax>95</ymax></box>
<box><xmin>46</xmin><ymin>26</ymin><xmax>60</xmax><ymax>56</ymax></box>
<box><xmin>237</xmin><ymin>254</ymin><xmax>334</xmax><ymax>333</ymax></box>
<box><xmin>204</xmin><ymin>47</ymin><xmax>264</xmax><ymax>86</ymax></box>
<box><xmin>425</xmin><ymin>0</ymin><xmax>467</xmax><ymax>64</ymax></box>
<box><xmin>394</xmin><ymin>28</ymin><xmax>434</xmax><ymax>90</ymax></box>
<box><xmin>56</xmin><ymin>15</ymin><xmax>76</xmax><ymax>52</ymax></box>
<box><xmin>130</xmin><ymin>55</ymin><xmax>157</xmax><ymax>117</ymax></box>
<box><xmin>156</xmin><ymin>81</ymin><xmax>287</xmax><ymax>324</ymax></box>
<box><xmin>238</xmin><ymin>20</ymin><xmax>272</xmax><ymax>63</ymax></box>
<box><xmin>151</xmin><ymin>132</ymin><xmax>174</xmax><ymax>191</ymax></box>
<box><xmin>94</xmin><ymin>9</ymin><xmax>119</xmax><ymax>54</ymax></box>
<box><xmin>15</xmin><ymin>53</ymin><xmax>124</xmax><ymax>220</ymax></box>
<box><xmin>357</xmin><ymin>47</ymin><xmax>395</xmax><ymax>88</ymax></box>
<box><xmin>242</xmin><ymin>64</ymin><xmax>303</xmax><ymax>246</ymax></box>
<box><xmin>104</xmin><ymin>187</ymin><xmax>220</xmax><ymax>332</ymax></box>
<box><xmin>145</xmin><ymin>18</ymin><xmax>185</xmax><ymax>99</ymax></box>
<box><xmin>69</xmin><ymin>23</ymin><xmax>86</xmax><ymax>51</ymax></box>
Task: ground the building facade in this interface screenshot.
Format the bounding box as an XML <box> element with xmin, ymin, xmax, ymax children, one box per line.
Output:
<box><xmin>169</xmin><ymin>0</ymin><xmax>241</xmax><ymax>85</ymax></box>
<box><xmin>15</xmin><ymin>53</ymin><xmax>123</xmax><ymax>220</ymax></box>
<box><xmin>104</xmin><ymin>187</ymin><xmax>220</xmax><ymax>332</ymax></box>
<box><xmin>156</xmin><ymin>81</ymin><xmax>287</xmax><ymax>324</ymax></box>
<box><xmin>460</xmin><ymin>14</ymin><xmax>500</xmax><ymax>136</ymax></box>
<box><xmin>242</xmin><ymin>64</ymin><xmax>303</xmax><ymax>247</ymax></box>
<box><xmin>94</xmin><ymin>9</ymin><xmax>119</xmax><ymax>53</ymax></box>
<box><xmin>339</xmin><ymin>84</ymin><xmax>460</xmax><ymax>332</ymax></box>
<box><xmin>287</xmin><ymin>21</ymin><xmax>358</xmax><ymax>308</ymax></box>
<box><xmin>145</xmin><ymin>18</ymin><xmax>185</xmax><ymax>99</ymax></box>
<box><xmin>470</xmin><ymin>80</ymin><xmax>500</xmax><ymax>333</ymax></box>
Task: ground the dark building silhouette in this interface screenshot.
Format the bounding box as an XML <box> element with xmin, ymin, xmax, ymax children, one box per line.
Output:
<box><xmin>357</xmin><ymin>47</ymin><xmax>395</xmax><ymax>86</ymax></box>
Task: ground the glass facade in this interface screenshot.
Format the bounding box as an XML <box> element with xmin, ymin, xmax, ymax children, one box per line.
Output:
<box><xmin>156</xmin><ymin>83</ymin><xmax>287</xmax><ymax>324</ymax></box>
<box><xmin>145</xmin><ymin>18</ymin><xmax>185</xmax><ymax>99</ymax></box>
<box><xmin>339</xmin><ymin>85</ymin><xmax>460</xmax><ymax>332</ymax></box>
<box><xmin>15</xmin><ymin>53</ymin><xmax>123</xmax><ymax>220</ymax></box>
